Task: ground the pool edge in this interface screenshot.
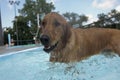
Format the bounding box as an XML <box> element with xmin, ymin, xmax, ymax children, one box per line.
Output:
<box><xmin>0</xmin><ymin>47</ymin><xmax>40</xmax><ymax>58</ymax></box>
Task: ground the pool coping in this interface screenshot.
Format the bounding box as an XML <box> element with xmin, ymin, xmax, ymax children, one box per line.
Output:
<box><xmin>0</xmin><ymin>45</ymin><xmax>41</xmax><ymax>57</ymax></box>
<box><xmin>0</xmin><ymin>46</ymin><xmax>40</xmax><ymax>58</ymax></box>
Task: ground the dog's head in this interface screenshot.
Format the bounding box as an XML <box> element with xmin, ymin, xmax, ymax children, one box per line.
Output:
<box><xmin>40</xmin><ymin>12</ymin><xmax>71</xmax><ymax>53</ymax></box>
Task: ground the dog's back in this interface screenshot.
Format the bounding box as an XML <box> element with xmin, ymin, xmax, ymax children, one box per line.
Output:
<box><xmin>75</xmin><ymin>28</ymin><xmax>120</xmax><ymax>57</ymax></box>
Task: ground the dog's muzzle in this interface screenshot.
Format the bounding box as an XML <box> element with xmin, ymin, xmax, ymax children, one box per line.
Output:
<box><xmin>40</xmin><ymin>35</ymin><xmax>58</xmax><ymax>53</ymax></box>
<box><xmin>40</xmin><ymin>35</ymin><xmax>50</xmax><ymax>46</ymax></box>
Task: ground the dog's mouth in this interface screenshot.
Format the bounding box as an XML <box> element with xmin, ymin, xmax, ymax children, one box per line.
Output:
<box><xmin>43</xmin><ymin>42</ymin><xmax>58</xmax><ymax>53</ymax></box>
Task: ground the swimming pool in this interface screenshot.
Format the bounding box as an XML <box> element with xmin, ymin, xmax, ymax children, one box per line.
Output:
<box><xmin>0</xmin><ymin>46</ymin><xmax>120</xmax><ymax>80</ymax></box>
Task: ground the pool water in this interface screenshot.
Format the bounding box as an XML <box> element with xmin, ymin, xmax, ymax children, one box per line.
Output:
<box><xmin>0</xmin><ymin>46</ymin><xmax>120</xmax><ymax>80</ymax></box>
<box><xmin>0</xmin><ymin>47</ymin><xmax>49</xmax><ymax>80</ymax></box>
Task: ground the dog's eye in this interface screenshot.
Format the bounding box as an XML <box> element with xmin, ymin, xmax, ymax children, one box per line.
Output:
<box><xmin>54</xmin><ymin>20</ymin><xmax>60</xmax><ymax>27</ymax></box>
<box><xmin>41</xmin><ymin>21</ymin><xmax>46</xmax><ymax>27</ymax></box>
<box><xmin>42</xmin><ymin>21</ymin><xmax>46</xmax><ymax>26</ymax></box>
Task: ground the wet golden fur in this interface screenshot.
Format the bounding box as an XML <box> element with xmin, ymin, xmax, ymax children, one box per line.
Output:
<box><xmin>41</xmin><ymin>12</ymin><xmax>120</xmax><ymax>63</ymax></box>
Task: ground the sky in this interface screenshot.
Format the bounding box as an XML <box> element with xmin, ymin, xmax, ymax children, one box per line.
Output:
<box><xmin>0</xmin><ymin>0</ymin><xmax>120</xmax><ymax>28</ymax></box>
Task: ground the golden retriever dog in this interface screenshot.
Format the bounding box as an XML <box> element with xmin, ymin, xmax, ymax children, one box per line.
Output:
<box><xmin>40</xmin><ymin>12</ymin><xmax>120</xmax><ymax>63</ymax></box>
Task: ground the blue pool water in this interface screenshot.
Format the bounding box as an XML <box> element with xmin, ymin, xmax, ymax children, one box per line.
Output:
<box><xmin>0</xmin><ymin>46</ymin><xmax>120</xmax><ymax>80</ymax></box>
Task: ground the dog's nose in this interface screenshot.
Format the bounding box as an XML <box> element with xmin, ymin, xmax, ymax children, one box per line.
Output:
<box><xmin>40</xmin><ymin>35</ymin><xmax>50</xmax><ymax>45</ymax></box>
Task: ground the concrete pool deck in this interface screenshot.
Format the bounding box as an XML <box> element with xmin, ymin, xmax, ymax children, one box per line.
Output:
<box><xmin>0</xmin><ymin>44</ymin><xmax>40</xmax><ymax>55</ymax></box>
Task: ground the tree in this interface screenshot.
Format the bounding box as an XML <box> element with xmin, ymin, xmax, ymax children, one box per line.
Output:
<box><xmin>19</xmin><ymin>0</ymin><xmax>55</xmax><ymax>34</ymax></box>
<box><xmin>109</xmin><ymin>9</ymin><xmax>120</xmax><ymax>24</ymax></box>
<box><xmin>13</xmin><ymin>16</ymin><xmax>33</xmax><ymax>45</ymax></box>
<box><xmin>97</xmin><ymin>13</ymin><xmax>107</xmax><ymax>27</ymax></box>
<box><xmin>10</xmin><ymin>0</ymin><xmax>55</xmax><ymax>45</ymax></box>
<box><xmin>96</xmin><ymin>9</ymin><xmax>120</xmax><ymax>28</ymax></box>
<box><xmin>63</xmin><ymin>12</ymin><xmax>88</xmax><ymax>27</ymax></box>
<box><xmin>88</xmin><ymin>9</ymin><xmax>120</xmax><ymax>29</ymax></box>
<box><xmin>63</xmin><ymin>12</ymin><xmax>79</xmax><ymax>25</ymax></box>
<box><xmin>78</xmin><ymin>14</ymin><xmax>88</xmax><ymax>27</ymax></box>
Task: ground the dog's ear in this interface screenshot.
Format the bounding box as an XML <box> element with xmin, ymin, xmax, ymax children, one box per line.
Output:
<box><xmin>62</xmin><ymin>23</ymin><xmax>71</xmax><ymax>46</ymax></box>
